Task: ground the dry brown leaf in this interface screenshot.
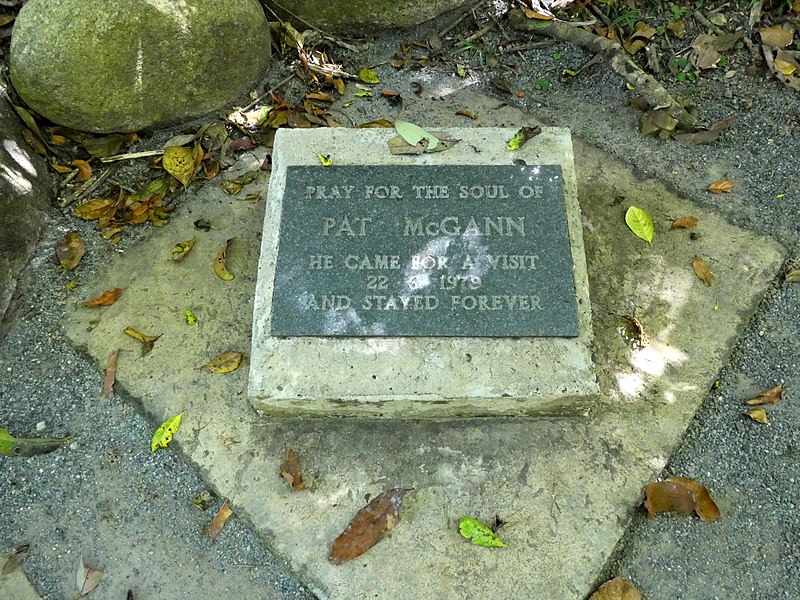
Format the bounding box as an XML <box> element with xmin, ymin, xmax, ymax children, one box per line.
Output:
<box><xmin>203</xmin><ymin>351</ymin><xmax>242</xmax><ymax>374</ymax></box>
<box><xmin>209</xmin><ymin>499</ymin><xmax>234</xmax><ymax>540</ymax></box>
<box><xmin>2</xmin><ymin>544</ymin><xmax>29</xmax><ymax>575</ymax></box>
<box><xmin>57</xmin><ymin>231</ymin><xmax>85</xmax><ymax>270</ymax></box>
<box><xmin>671</xmin><ymin>216</ymin><xmax>699</xmax><ymax>229</ymax></box>
<box><xmin>74</xmin><ymin>197</ymin><xmax>117</xmax><ymax>221</ymax></box>
<box><xmin>76</xmin><ymin>558</ymin><xmax>102</xmax><ymax>597</ymax></box>
<box><xmin>280</xmin><ymin>448</ymin><xmax>305</xmax><ymax>491</ymax></box>
<box><xmin>760</xmin><ymin>24</ymin><xmax>794</xmax><ymax>49</ymax></box>
<box><xmin>70</xmin><ymin>159</ymin><xmax>92</xmax><ymax>182</ymax></box>
<box><xmin>329</xmin><ymin>487</ymin><xmax>410</xmax><ymax>564</ymax></box>
<box><xmin>708</xmin><ymin>179</ymin><xmax>735</xmax><ymax>193</ymax></box>
<box><xmin>456</xmin><ymin>107</ymin><xmax>478</xmax><ymax>119</ymax></box>
<box><xmin>746</xmin><ymin>407</ymin><xmax>769</xmax><ymax>424</ymax></box>
<box><xmin>746</xmin><ymin>384</ymin><xmax>783</xmax><ymax>405</ymax></box>
<box><xmin>786</xmin><ymin>267</ymin><xmax>800</xmax><ymax>283</ymax></box>
<box><xmin>644</xmin><ymin>477</ymin><xmax>720</xmax><ymax>521</ymax></box>
<box><xmin>620</xmin><ymin>315</ymin><xmax>648</xmax><ymax>349</ymax></box>
<box><xmin>81</xmin><ymin>288</ymin><xmax>123</xmax><ymax>307</ymax></box>
<box><xmin>103</xmin><ymin>349</ymin><xmax>120</xmax><ymax>398</ymax></box>
<box><xmin>590</xmin><ymin>576</ymin><xmax>642</xmax><ymax>600</ymax></box>
<box><xmin>693</xmin><ymin>256</ymin><xmax>714</xmax><ymax>287</ymax></box>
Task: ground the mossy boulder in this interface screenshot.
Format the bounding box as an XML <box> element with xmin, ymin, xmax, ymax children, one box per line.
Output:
<box><xmin>267</xmin><ymin>0</ymin><xmax>471</xmax><ymax>33</ymax></box>
<box><xmin>9</xmin><ymin>0</ymin><xmax>271</xmax><ymax>133</ymax></box>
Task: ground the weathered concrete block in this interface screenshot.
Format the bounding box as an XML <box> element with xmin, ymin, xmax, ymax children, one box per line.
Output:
<box><xmin>10</xmin><ymin>0</ymin><xmax>270</xmax><ymax>133</ymax></box>
<box><xmin>249</xmin><ymin>127</ymin><xmax>599</xmax><ymax>417</ymax></box>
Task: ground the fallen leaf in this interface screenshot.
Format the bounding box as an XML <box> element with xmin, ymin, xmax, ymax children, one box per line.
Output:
<box><xmin>2</xmin><ymin>544</ymin><xmax>29</xmax><ymax>575</ymax></box>
<box><xmin>73</xmin><ymin>197</ymin><xmax>117</xmax><ymax>220</ymax></box>
<box><xmin>194</xmin><ymin>219</ymin><xmax>212</xmax><ymax>231</ymax></box>
<box><xmin>57</xmin><ymin>231</ymin><xmax>85</xmax><ymax>270</ymax></box>
<box><xmin>620</xmin><ymin>314</ymin><xmax>649</xmax><ymax>349</ymax></box>
<box><xmin>387</xmin><ymin>133</ymin><xmax>459</xmax><ymax>155</ymax></box>
<box><xmin>170</xmin><ymin>237</ymin><xmax>196</xmax><ymax>261</ymax></box>
<box><xmin>358</xmin><ymin>67</ymin><xmax>380</xmax><ymax>84</ymax></box>
<box><xmin>356</xmin><ymin>119</ymin><xmax>394</xmax><ymax>128</ymax></box>
<box><xmin>506</xmin><ymin>126</ymin><xmax>542</xmax><ymax>151</ymax></box>
<box><xmin>708</xmin><ymin>179</ymin><xmax>735</xmax><ymax>193</ymax></box>
<box><xmin>229</xmin><ymin>137</ymin><xmax>254</xmax><ymax>152</ymax></box>
<box><xmin>209</xmin><ymin>499</ymin><xmax>234</xmax><ymax>540</ymax></box>
<box><xmin>590</xmin><ymin>576</ymin><xmax>642</xmax><ymax>600</ymax></box>
<box><xmin>666</xmin><ymin>19</ymin><xmax>685</xmax><ymax>38</ymax></box>
<box><xmin>785</xmin><ymin>268</ymin><xmax>800</xmax><ymax>283</ymax></box>
<box><xmin>204</xmin><ymin>350</ymin><xmax>242</xmax><ymax>374</ymax></box>
<box><xmin>70</xmin><ymin>159</ymin><xmax>93</xmax><ymax>182</ymax></box>
<box><xmin>162</xmin><ymin>133</ymin><xmax>196</xmax><ymax>148</ymax></box>
<box><xmin>81</xmin><ymin>288</ymin><xmax>122</xmax><ymax>307</ymax></box>
<box><xmin>76</xmin><ymin>558</ymin><xmax>102</xmax><ymax>598</ymax></box>
<box><xmin>774</xmin><ymin>58</ymin><xmax>797</xmax><ymax>76</ymax></box>
<box><xmin>280</xmin><ymin>448</ymin><xmax>305</xmax><ymax>491</ymax></box>
<box><xmin>151</xmin><ymin>413</ymin><xmax>183</xmax><ymax>452</ymax></box>
<box><xmin>51</xmin><ymin>163</ymin><xmax>72</xmax><ymax>174</ymax></box>
<box><xmin>192</xmin><ymin>490</ymin><xmax>217</xmax><ymax>510</ymax></box>
<box><xmin>214</xmin><ymin>238</ymin><xmax>235</xmax><ymax>281</ymax></box>
<box><xmin>162</xmin><ymin>146</ymin><xmax>195</xmax><ymax>187</ymax></box>
<box><xmin>671</xmin><ymin>216</ymin><xmax>699</xmax><ymax>229</ymax></box>
<box><xmin>693</xmin><ymin>256</ymin><xmax>714</xmax><ymax>287</ymax></box>
<box><xmin>394</xmin><ymin>119</ymin><xmax>439</xmax><ymax>151</ymax></box>
<box><xmin>746</xmin><ymin>407</ymin><xmax>769</xmax><ymax>424</ymax></box>
<box><xmin>760</xmin><ymin>25</ymin><xmax>794</xmax><ymax>49</ymax></box>
<box><xmin>521</xmin><ymin>5</ymin><xmax>554</xmax><ymax>20</ymax></box>
<box><xmin>329</xmin><ymin>487</ymin><xmax>410</xmax><ymax>564</ymax></box>
<box><xmin>0</xmin><ymin>428</ymin><xmax>71</xmax><ymax>457</ymax></box>
<box><xmin>625</xmin><ymin>206</ymin><xmax>654</xmax><ymax>244</ymax></box>
<box><xmin>103</xmin><ymin>349</ymin><xmax>119</xmax><ymax>398</ymax></box>
<box><xmin>458</xmin><ymin>516</ymin><xmax>507</xmax><ymax>547</ymax></box>
<box><xmin>123</xmin><ymin>326</ymin><xmax>161</xmax><ymax>356</ymax></box>
<box><xmin>317</xmin><ymin>153</ymin><xmax>332</xmax><ymax>166</ymax></box>
<box><xmin>691</xmin><ymin>33</ymin><xmax>720</xmax><ymax>70</ymax></box>
<box><xmin>82</xmin><ymin>134</ymin><xmax>124</xmax><ymax>158</ymax></box>
<box><xmin>0</xmin><ymin>15</ymin><xmax>15</xmax><ymax>27</ymax></box>
<box><xmin>644</xmin><ymin>477</ymin><xmax>720</xmax><ymax>521</ymax></box>
<box><xmin>745</xmin><ymin>384</ymin><xmax>783</xmax><ymax>405</ymax></box>
<box><xmin>456</xmin><ymin>107</ymin><xmax>478</xmax><ymax>119</ymax></box>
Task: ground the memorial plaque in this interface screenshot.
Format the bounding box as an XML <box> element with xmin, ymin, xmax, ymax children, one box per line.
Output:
<box><xmin>270</xmin><ymin>164</ymin><xmax>578</xmax><ymax>337</ymax></box>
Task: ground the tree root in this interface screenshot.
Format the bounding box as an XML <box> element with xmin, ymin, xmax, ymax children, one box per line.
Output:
<box><xmin>508</xmin><ymin>9</ymin><xmax>700</xmax><ymax>131</ymax></box>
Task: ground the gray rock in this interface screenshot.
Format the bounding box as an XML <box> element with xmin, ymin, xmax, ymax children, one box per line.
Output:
<box><xmin>267</xmin><ymin>0</ymin><xmax>471</xmax><ymax>33</ymax></box>
<box><xmin>9</xmin><ymin>0</ymin><xmax>271</xmax><ymax>133</ymax></box>
<box><xmin>0</xmin><ymin>89</ymin><xmax>52</xmax><ymax>324</ymax></box>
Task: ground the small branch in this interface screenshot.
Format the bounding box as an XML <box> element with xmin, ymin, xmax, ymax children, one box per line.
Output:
<box><xmin>99</xmin><ymin>149</ymin><xmax>163</xmax><ymax>164</ymax></box>
<box><xmin>238</xmin><ymin>73</ymin><xmax>296</xmax><ymax>114</ymax></box>
<box><xmin>59</xmin><ymin>163</ymin><xmax>121</xmax><ymax>209</ymax></box>
<box><xmin>439</xmin><ymin>0</ymin><xmax>487</xmax><ymax>37</ymax></box>
<box><xmin>508</xmin><ymin>10</ymin><xmax>699</xmax><ymax>130</ymax></box>
<box><xmin>693</xmin><ymin>10</ymin><xmax>720</xmax><ymax>33</ymax></box>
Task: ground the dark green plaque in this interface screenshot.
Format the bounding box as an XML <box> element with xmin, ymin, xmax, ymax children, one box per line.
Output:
<box><xmin>270</xmin><ymin>165</ymin><xmax>578</xmax><ymax>337</ymax></box>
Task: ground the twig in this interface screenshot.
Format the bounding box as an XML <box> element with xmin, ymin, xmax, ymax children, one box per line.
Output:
<box><xmin>693</xmin><ymin>10</ymin><xmax>720</xmax><ymax>33</ymax></box>
<box><xmin>464</xmin><ymin>20</ymin><xmax>497</xmax><ymax>43</ymax></box>
<box><xmin>748</xmin><ymin>0</ymin><xmax>764</xmax><ymax>30</ymax></box>
<box><xmin>587</xmin><ymin>4</ymin><xmax>612</xmax><ymax>27</ymax></box>
<box><xmin>508</xmin><ymin>9</ymin><xmax>699</xmax><ymax>130</ymax></box>
<box><xmin>438</xmin><ymin>0</ymin><xmax>488</xmax><ymax>37</ymax></box>
<box><xmin>498</xmin><ymin>39</ymin><xmax>557</xmax><ymax>53</ymax></box>
<box><xmin>99</xmin><ymin>149</ymin><xmax>163</xmax><ymax>164</ymax></box>
<box><xmin>237</xmin><ymin>73</ymin><xmax>297</xmax><ymax>115</ymax></box>
<box><xmin>59</xmin><ymin>163</ymin><xmax>121</xmax><ymax>209</ymax></box>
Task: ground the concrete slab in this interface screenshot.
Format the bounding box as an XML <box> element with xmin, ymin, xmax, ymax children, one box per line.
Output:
<box><xmin>0</xmin><ymin>554</ymin><xmax>41</xmax><ymax>600</ymax></box>
<box><xmin>65</xmin><ymin>93</ymin><xmax>784</xmax><ymax>599</ymax></box>
<box><xmin>250</xmin><ymin>127</ymin><xmax>598</xmax><ymax>417</ymax></box>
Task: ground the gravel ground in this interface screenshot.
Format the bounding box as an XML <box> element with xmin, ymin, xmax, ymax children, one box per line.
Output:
<box><xmin>2</xmin><ymin>1</ymin><xmax>800</xmax><ymax>599</ymax></box>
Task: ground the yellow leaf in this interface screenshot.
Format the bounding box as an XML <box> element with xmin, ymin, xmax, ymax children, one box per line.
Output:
<box><xmin>204</xmin><ymin>351</ymin><xmax>242</xmax><ymax>374</ymax></box>
<box><xmin>708</xmin><ymin>179</ymin><xmax>734</xmax><ymax>193</ymax></box>
<box><xmin>151</xmin><ymin>412</ymin><xmax>183</xmax><ymax>452</ymax></box>
<box><xmin>625</xmin><ymin>206</ymin><xmax>655</xmax><ymax>244</ymax></box>
<box><xmin>162</xmin><ymin>146</ymin><xmax>195</xmax><ymax>187</ymax></box>
<box><xmin>74</xmin><ymin>197</ymin><xmax>117</xmax><ymax>220</ymax></box>
<box><xmin>692</xmin><ymin>256</ymin><xmax>714</xmax><ymax>287</ymax></box>
<box><xmin>774</xmin><ymin>58</ymin><xmax>797</xmax><ymax>76</ymax></box>
<box><xmin>51</xmin><ymin>163</ymin><xmax>72</xmax><ymax>174</ymax></box>
<box><xmin>170</xmin><ymin>237</ymin><xmax>196</xmax><ymax>261</ymax></box>
<box><xmin>317</xmin><ymin>153</ymin><xmax>332</xmax><ymax>166</ymax></box>
<box><xmin>123</xmin><ymin>326</ymin><xmax>161</xmax><ymax>356</ymax></box>
<box><xmin>505</xmin><ymin>126</ymin><xmax>542</xmax><ymax>151</ymax></box>
<box><xmin>358</xmin><ymin>67</ymin><xmax>381</xmax><ymax>83</ymax></box>
<box><xmin>745</xmin><ymin>407</ymin><xmax>769</xmax><ymax>424</ymax></box>
<box><xmin>214</xmin><ymin>238</ymin><xmax>235</xmax><ymax>281</ymax></box>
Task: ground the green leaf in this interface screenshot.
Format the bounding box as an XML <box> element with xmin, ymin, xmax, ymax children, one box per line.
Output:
<box><xmin>354</xmin><ymin>91</ymin><xmax>372</xmax><ymax>98</ymax></box>
<box><xmin>151</xmin><ymin>413</ymin><xmax>183</xmax><ymax>452</ymax></box>
<box><xmin>185</xmin><ymin>308</ymin><xmax>197</xmax><ymax>325</ymax></box>
<box><xmin>0</xmin><ymin>427</ymin><xmax>71</xmax><ymax>457</ymax></box>
<box><xmin>535</xmin><ymin>78</ymin><xmax>550</xmax><ymax>92</ymax></box>
<box><xmin>458</xmin><ymin>517</ymin><xmax>507</xmax><ymax>548</ymax></box>
<box><xmin>317</xmin><ymin>153</ymin><xmax>333</xmax><ymax>167</ymax></box>
<box><xmin>358</xmin><ymin>67</ymin><xmax>381</xmax><ymax>84</ymax></box>
<box><xmin>456</xmin><ymin>63</ymin><xmax>467</xmax><ymax>77</ymax></box>
<box><xmin>394</xmin><ymin>119</ymin><xmax>439</xmax><ymax>151</ymax></box>
<box><xmin>625</xmin><ymin>206</ymin><xmax>655</xmax><ymax>244</ymax></box>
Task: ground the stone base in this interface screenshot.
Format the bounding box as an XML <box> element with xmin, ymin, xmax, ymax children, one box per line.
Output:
<box><xmin>248</xmin><ymin>128</ymin><xmax>599</xmax><ymax>417</ymax></box>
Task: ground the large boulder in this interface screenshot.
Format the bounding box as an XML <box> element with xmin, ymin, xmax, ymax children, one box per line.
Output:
<box><xmin>0</xmin><ymin>89</ymin><xmax>52</xmax><ymax>325</ymax></box>
<box><xmin>9</xmin><ymin>0</ymin><xmax>271</xmax><ymax>133</ymax></box>
<box><xmin>267</xmin><ymin>0</ymin><xmax>472</xmax><ymax>33</ymax></box>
